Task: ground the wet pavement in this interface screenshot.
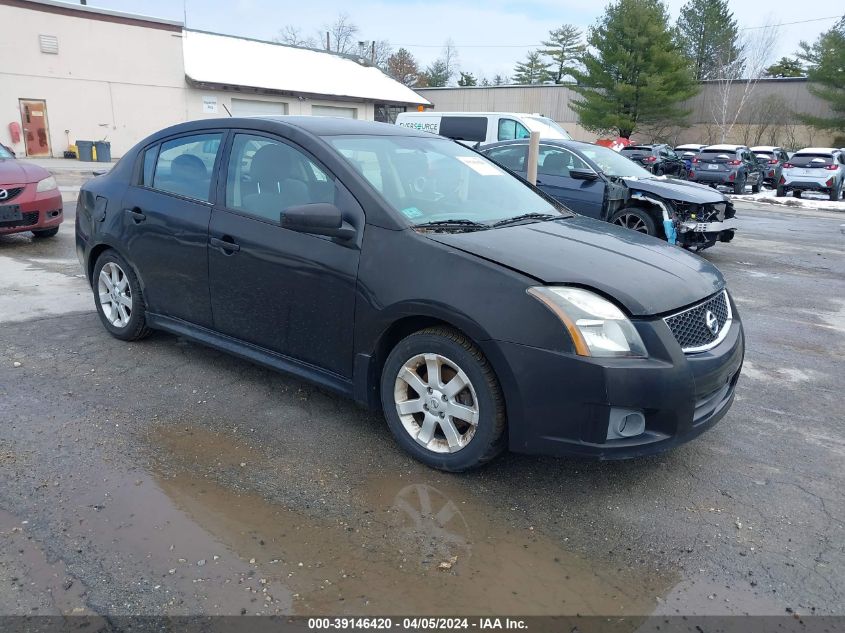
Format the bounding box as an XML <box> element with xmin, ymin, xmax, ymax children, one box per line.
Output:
<box><xmin>0</xmin><ymin>201</ymin><xmax>843</xmax><ymax>618</ymax></box>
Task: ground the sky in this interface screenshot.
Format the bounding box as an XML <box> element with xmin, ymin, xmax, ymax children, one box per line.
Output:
<box><xmin>88</xmin><ymin>0</ymin><xmax>841</xmax><ymax>80</ymax></box>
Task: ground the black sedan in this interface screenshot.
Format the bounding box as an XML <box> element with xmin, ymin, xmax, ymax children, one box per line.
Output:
<box><xmin>76</xmin><ymin>117</ymin><xmax>744</xmax><ymax>471</ymax></box>
<box><xmin>480</xmin><ymin>139</ymin><xmax>738</xmax><ymax>251</ymax></box>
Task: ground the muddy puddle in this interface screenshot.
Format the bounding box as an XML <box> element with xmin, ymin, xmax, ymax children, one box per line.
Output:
<box><xmin>144</xmin><ymin>424</ymin><xmax>677</xmax><ymax>616</ymax></box>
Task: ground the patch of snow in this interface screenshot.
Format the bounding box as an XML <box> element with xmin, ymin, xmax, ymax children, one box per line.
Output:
<box><xmin>727</xmin><ymin>186</ymin><xmax>845</xmax><ymax>212</ymax></box>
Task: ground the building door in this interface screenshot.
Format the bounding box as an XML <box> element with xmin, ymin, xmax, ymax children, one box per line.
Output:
<box><xmin>19</xmin><ymin>100</ymin><xmax>51</xmax><ymax>157</ymax></box>
<box><xmin>311</xmin><ymin>105</ymin><xmax>357</xmax><ymax>118</ymax></box>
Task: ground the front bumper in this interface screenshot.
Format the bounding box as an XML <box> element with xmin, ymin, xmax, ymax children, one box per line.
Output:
<box><xmin>489</xmin><ymin>307</ymin><xmax>744</xmax><ymax>459</ymax></box>
<box><xmin>0</xmin><ymin>183</ymin><xmax>63</xmax><ymax>235</ymax></box>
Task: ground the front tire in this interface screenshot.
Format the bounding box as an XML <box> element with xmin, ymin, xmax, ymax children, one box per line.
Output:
<box><xmin>380</xmin><ymin>327</ymin><xmax>506</xmax><ymax>471</ymax></box>
<box><xmin>610</xmin><ymin>206</ymin><xmax>658</xmax><ymax>236</ymax></box>
<box><xmin>32</xmin><ymin>227</ymin><xmax>59</xmax><ymax>238</ymax></box>
<box><xmin>733</xmin><ymin>174</ymin><xmax>746</xmax><ymax>195</ymax></box>
<box><xmin>793</xmin><ymin>190</ymin><xmax>802</xmax><ymax>198</ymax></box>
<box><xmin>829</xmin><ymin>183</ymin><xmax>841</xmax><ymax>202</ymax></box>
<box><xmin>776</xmin><ymin>185</ymin><xmax>785</xmax><ymax>197</ymax></box>
<box><xmin>92</xmin><ymin>250</ymin><xmax>151</xmax><ymax>341</ymax></box>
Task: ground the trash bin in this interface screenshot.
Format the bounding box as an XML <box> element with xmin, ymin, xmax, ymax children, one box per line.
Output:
<box><xmin>94</xmin><ymin>141</ymin><xmax>111</xmax><ymax>163</ymax></box>
<box><xmin>76</xmin><ymin>140</ymin><xmax>94</xmax><ymax>162</ymax></box>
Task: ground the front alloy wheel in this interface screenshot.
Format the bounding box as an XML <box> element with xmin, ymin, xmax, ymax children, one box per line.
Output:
<box><xmin>394</xmin><ymin>353</ymin><xmax>479</xmax><ymax>454</ymax></box>
<box><xmin>381</xmin><ymin>327</ymin><xmax>506</xmax><ymax>471</ymax></box>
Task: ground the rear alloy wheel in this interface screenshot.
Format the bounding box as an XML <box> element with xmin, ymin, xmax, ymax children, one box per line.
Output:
<box><xmin>32</xmin><ymin>227</ymin><xmax>59</xmax><ymax>238</ymax></box>
<box><xmin>610</xmin><ymin>207</ymin><xmax>657</xmax><ymax>236</ymax></box>
<box><xmin>93</xmin><ymin>251</ymin><xmax>151</xmax><ymax>341</ymax></box>
<box><xmin>381</xmin><ymin>327</ymin><xmax>505</xmax><ymax>471</ymax></box>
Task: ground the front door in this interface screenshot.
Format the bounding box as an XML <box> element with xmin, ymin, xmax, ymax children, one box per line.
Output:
<box><xmin>208</xmin><ymin>132</ymin><xmax>361</xmax><ymax>378</ymax></box>
<box><xmin>534</xmin><ymin>145</ymin><xmax>605</xmax><ymax>218</ymax></box>
<box><xmin>19</xmin><ymin>100</ymin><xmax>51</xmax><ymax>157</ymax></box>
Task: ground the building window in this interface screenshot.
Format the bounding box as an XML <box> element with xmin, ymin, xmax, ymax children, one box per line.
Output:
<box><xmin>39</xmin><ymin>35</ymin><xmax>59</xmax><ymax>54</ymax></box>
<box><xmin>375</xmin><ymin>105</ymin><xmax>406</xmax><ymax>124</ymax></box>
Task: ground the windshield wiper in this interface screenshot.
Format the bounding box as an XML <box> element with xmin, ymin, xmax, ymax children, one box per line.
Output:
<box><xmin>414</xmin><ymin>219</ymin><xmax>488</xmax><ymax>232</ymax></box>
<box><xmin>490</xmin><ymin>212</ymin><xmax>560</xmax><ymax>228</ymax></box>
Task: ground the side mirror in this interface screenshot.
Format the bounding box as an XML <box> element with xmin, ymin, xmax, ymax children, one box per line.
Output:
<box><xmin>281</xmin><ymin>203</ymin><xmax>356</xmax><ymax>240</ymax></box>
<box><xmin>569</xmin><ymin>168</ymin><xmax>599</xmax><ymax>181</ymax></box>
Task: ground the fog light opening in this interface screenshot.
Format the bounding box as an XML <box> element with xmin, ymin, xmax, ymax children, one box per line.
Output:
<box><xmin>607</xmin><ymin>408</ymin><xmax>646</xmax><ymax>440</ymax></box>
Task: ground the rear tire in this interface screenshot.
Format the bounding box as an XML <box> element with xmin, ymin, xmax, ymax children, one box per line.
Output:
<box><xmin>380</xmin><ymin>327</ymin><xmax>506</xmax><ymax>471</ymax></box>
<box><xmin>609</xmin><ymin>206</ymin><xmax>658</xmax><ymax>237</ymax></box>
<box><xmin>32</xmin><ymin>227</ymin><xmax>59</xmax><ymax>238</ymax></box>
<box><xmin>92</xmin><ymin>250</ymin><xmax>152</xmax><ymax>342</ymax></box>
<box><xmin>776</xmin><ymin>185</ymin><xmax>785</xmax><ymax>197</ymax></box>
<box><xmin>733</xmin><ymin>174</ymin><xmax>746</xmax><ymax>195</ymax></box>
<box><xmin>829</xmin><ymin>183</ymin><xmax>841</xmax><ymax>202</ymax></box>
<box><xmin>793</xmin><ymin>190</ymin><xmax>802</xmax><ymax>199</ymax></box>
<box><xmin>751</xmin><ymin>175</ymin><xmax>761</xmax><ymax>194</ymax></box>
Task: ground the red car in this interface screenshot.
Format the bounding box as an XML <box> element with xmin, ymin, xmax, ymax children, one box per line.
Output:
<box><xmin>0</xmin><ymin>144</ymin><xmax>63</xmax><ymax>238</ymax></box>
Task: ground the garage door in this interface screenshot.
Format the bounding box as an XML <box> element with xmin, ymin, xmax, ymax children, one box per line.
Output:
<box><xmin>230</xmin><ymin>99</ymin><xmax>288</xmax><ymax>117</ymax></box>
<box><xmin>311</xmin><ymin>105</ymin><xmax>357</xmax><ymax>118</ymax></box>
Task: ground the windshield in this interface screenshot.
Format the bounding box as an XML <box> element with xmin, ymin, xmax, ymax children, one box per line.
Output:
<box><xmin>327</xmin><ymin>135</ymin><xmax>566</xmax><ymax>226</ymax></box>
<box><xmin>0</xmin><ymin>145</ymin><xmax>13</xmax><ymax>159</ymax></box>
<box><xmin>524</xmin><ymin>117</ymin><xmax>571</xmax><ymax>140</ymax></box>
<box><xmin>577</xmin><ymin>143</ymin><xmax>653</xmax><ymax>178</ymax></box>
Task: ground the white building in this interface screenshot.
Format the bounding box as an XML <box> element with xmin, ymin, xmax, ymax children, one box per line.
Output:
<box><xmin>0</xmin><ymin>0</ymin><xmax>428</xmax><ymax>158</ymax></box>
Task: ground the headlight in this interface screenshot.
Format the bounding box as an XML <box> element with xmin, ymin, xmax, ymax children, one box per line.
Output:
<box><xmin>36</xmin><ymin>176</ymin><xmax>58</xmax><ymax>192</ymax></box>
<box><xmin>527</xmin><ymin>286</ymin><xmax>647</xmax><ymax>358</ymax></box>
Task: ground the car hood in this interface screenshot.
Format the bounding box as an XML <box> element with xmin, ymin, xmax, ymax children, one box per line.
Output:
<box><xmin>0</xmin><ymin>158</ymin><xmax>49</xmax><ymax>185</ymax></box>
<box><xmin>622</xmin><ymin>176</ymin><xmax>726</xmax><ymax>204</ymax></box>
<box><xmin>426</xmin><ymin>216</ymin><xmax>725</xmax><ymax>316</ymax></box>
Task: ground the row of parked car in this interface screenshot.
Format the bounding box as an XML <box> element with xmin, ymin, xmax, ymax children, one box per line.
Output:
<box><xmin>627</xmin><ymin>142</ymin><xmax>845</xmax><ymax>201</ymax></box>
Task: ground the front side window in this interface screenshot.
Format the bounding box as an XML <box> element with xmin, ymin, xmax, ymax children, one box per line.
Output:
<box><xmin>152</xmin><ymin>133</ymin><xmax>222</xmax><ymax>202</ymax></box>
<box><xmin>538</xmin><ymin>147</ymin><xmax>589</xmax><ymax>177</ymax></box>
<box><xmin>497</xmin><ymin>118</ymin><xmax>530</xmax><ymax>141</ymax></box>
<box><xmin>225</xmin><ymin>133</ymin><xmax>334</xmax><ymax>223</ymax></box>
<box><xmin>327</xmin><ymin>135</ymin><xmax>567</xmax><ymax>226</ymax></box>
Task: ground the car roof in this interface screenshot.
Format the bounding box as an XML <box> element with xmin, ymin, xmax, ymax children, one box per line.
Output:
<box><xmin>794</xmin><ymin>147</ymin><xmax>838</xmax><ymax>155</ymax></box>
<box><xmin>144</xmin><ymin>116</ymin><xmax>436</xmax><ymax>141</ymax></box>
<box><xmin>676</xmin><ymin>144</ymin><xmax>705</xmax><ymax>148</ymax></box>
<box><xmin>702</xmin><ymin>144</ymin><xmax>746</xmax><ymax>151</ymax></box>
<box><xmin>480</xmin><ymin>139</ymin><xmax>595</xmax><ymax>152</ymax></box>
<box><xmin>750</xmin><ymin>146</ymin><xmax>781</xmax><ymax>151</ymax></box>
<box><xmin>397</xmin><ymin>111</ymin><xmax>544</xmax><ymax>118</ymax></box>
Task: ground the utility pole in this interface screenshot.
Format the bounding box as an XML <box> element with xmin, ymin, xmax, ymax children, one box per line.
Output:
<box><xmin>326</xmin><ymin>32</ymin><xmax>330</xmax><ymax>51</ymax></box>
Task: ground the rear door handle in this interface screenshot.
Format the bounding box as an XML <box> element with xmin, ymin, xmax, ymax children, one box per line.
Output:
<box><xmin>125</xmin><ymin>208</ymin><xmax>146</xmax><ymax>223</ymax></box>
<box><xmin>210</xmin><ymin>236</ymin><xmax>240</xmax><ymax>253</ymax></box>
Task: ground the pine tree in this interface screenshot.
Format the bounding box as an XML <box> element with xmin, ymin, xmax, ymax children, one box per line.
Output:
<box><xmin>423</xmin><ymin>59</ymin><xmax>450</xmax><ymax>87</ymax></box>
<box><xmin>571</xmin><ymin>0</ymin><xmax>698</xmax><ymax>138</ymax></box>
<box><xmin>676</xmin><ymin>0</ymin><xmax>741</xmax><ymax>81</ymax></box>
<box><xmin>457</xmin><ymin>71</ymin><xmax>478</xmax><ymax>86</ymax></box>
<box><xmin>797</xmin><ymin>16</ymin><xmax>845</xmax><ymax>133</ymax></box>
<box><xmin>540</xmin><ymin>25</ymin><xmax>585</xmax><ymax>83</ymax></box>
<box><xmin>492</xmin><ymin>74</ymin><xmax>509</xmax><ymax>86</ymax></box>
<box><xmin>512</xmin><ymin>51</ymin><xmax>551</xmax><ymax>85</ymax></box>
<box><xmin>764</xmin><ymin>57</ymin><xmax>804</xmax><ymax>78</ymax></box>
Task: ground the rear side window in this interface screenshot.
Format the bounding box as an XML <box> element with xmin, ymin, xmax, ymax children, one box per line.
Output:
<box><xmin>789</xmin><ymin>154</ymin><xmax>834</xmax><ymax>167</ymax></box>
<box><xmin>152</xmin><ymin>133</ymin><xmax>222</xmax><ymax>202</ymax></box>
<box><xmin>439</xmin><ymin>116</ymin><xmax>487</xmax><ymax>142</ymax></box>
<box><xmin>497</xmin><ymin>118</ymin><xmax>530</xmax><ymax>141</ymax></box>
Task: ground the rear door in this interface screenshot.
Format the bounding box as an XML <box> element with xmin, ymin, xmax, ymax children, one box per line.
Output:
<box><xmin>120</xmin><ymin>131</ymin><xmax>224</xmax><ymax>327</ymax></box>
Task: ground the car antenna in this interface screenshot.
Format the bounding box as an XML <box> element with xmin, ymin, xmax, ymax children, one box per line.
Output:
<box><xmin>222</xmin><ymin>103</ymin><xmax>232</xmax><ymax>117</ymax></box>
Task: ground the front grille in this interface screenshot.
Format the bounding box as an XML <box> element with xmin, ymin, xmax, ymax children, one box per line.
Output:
<box><xmin>1</xmin><ymin>211</ymin><xmax>39</xmax><ymax>228</ymax></box>
<box><xmin>665</xmin><ymin>290</ymin><xmax>732</xmax><ymax>353</ymax></box>
<box><xmin>0</xmin><ymin>187</ymin><xmax>24</xmax><ymax>202</ymax></box>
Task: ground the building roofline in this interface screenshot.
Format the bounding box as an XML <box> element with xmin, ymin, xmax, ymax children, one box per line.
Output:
<box><xmin>416</xmin><ymin>77</ymin><xmax>810</xmax><ymax>91</ymax></box>
<box><xmin>0</xmin><ymin>0</ymin><xmax>183</xmax><ymax>30</ymax></box>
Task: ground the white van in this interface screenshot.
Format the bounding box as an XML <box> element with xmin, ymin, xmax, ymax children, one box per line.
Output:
<box><xmin>395</xmin><ymin>111</ymin><xmax>571</xmax><ymax>144</ymax></box>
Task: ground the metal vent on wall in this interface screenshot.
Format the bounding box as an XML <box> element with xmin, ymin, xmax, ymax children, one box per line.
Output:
<box><xmin>39</xmin><ymin>35</ymin><xmax>59</xmax><ymax>54</ymax></box>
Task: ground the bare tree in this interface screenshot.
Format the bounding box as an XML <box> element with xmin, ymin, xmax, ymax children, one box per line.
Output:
<box><xmin>442</xmin><ymin>38</ymin><xmax>459</xmax><ymax>85</ymax></box>
<box><xmin>322</xmin><ymin>13</ymin><xmax>359</xmax><ymax>54</ymax></box>
<box><xmin>274</xmin><ymin>25</ymin><xmax>316</xmax><ymax>48</ymax></box>
<box><xmin>709</xmin><ymin>22</ymin><xmax>779</xmax><ymax>143</ymax></box>
<box><xmin>371</xmin><ymin>39</ymin><xmax>392</xmax><ymax>70</ymax></box>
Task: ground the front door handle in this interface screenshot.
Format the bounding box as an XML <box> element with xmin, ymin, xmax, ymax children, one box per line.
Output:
<box><xmin>125</xmin><ymin>208</ymin><xmax>146</xmax><ymax>223</ymax></box>
<box><xmin>210</xmin><ymin>236</ymin><xmax>240</xmax><ymax>253</ymax></box>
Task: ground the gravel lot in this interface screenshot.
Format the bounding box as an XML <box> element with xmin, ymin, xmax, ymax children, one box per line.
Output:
<box><xmin>0</xmin><ymin>199</ymin><xmax>843</xmax><ymax>617</ymax></box>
